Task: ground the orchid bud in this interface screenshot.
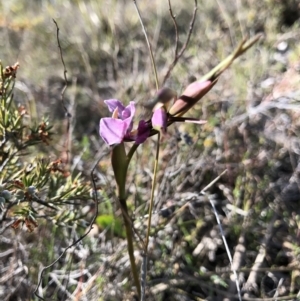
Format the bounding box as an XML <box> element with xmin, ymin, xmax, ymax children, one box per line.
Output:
<box><xmin>168</xmin><ymin>80</ymin><xmax>215</xmax><ymax>117</ymax></box>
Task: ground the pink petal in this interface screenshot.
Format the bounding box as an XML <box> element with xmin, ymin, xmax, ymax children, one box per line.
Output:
<box><xmin>104</xmin><ymin>99</ymin><xmax>125</xmax><ymax>117</ymax></box>
<box><xmin>122</xmin><ymin>101</ymin><xmax>136</xmax><ymax>120</ymax></box>
<box><xmin>100</xmin><ymin>118</ymin><xmax>128</xmax><ymax>145</ymax></box>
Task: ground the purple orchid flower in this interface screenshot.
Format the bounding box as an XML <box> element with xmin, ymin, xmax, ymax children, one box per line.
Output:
<box><xmin>99</xmin><ymin>99</ymin><xmax>150</xmax><ymax>146</ymax></box>
<box><xmin>100</xmin><ymin>81</ymin><xmax>215</xmax><ymax>145</ymax></box>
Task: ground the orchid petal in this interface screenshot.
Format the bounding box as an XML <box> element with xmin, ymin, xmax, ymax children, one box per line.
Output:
<box><xmin>104</xmin><ymin>99</ymin><xmax>125</xmax><ymax>117</ymax></box>
<box><xmin>100</xmin><ymin>118</ymin><xmax>129</xmax><ymax>145</ymax></box>
<box><xmin>122</xmin><ymin>101</ymin><xmax>136</xmax><ymax>120</ymax></box>
<box><xmin>123</xmin><ymin>116</ymin><xmax>134</xmax><ymax>133</ymax></box>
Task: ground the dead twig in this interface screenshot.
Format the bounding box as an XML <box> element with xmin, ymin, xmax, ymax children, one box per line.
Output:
<box><xmin>53</xmin><ymin>19</ymin><xmax>72</xmax><ymax>165</ymax></box>
<box><xmin>167</xmin><ymin>0</ymin><xmax>179</xmax><ymax>58</ymax></box>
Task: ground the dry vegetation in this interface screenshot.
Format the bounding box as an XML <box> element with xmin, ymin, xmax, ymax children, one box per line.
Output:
<box><xmin>1</xmin><ymin>0</ymin><xmax>300</xmax><ymax>300</ymax></box>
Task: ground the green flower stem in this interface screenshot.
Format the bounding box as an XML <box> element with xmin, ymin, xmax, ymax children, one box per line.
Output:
<box><xmin>144</xmin><ymin>132</ymin><xmax>160</xmax><ymax>251</ymax></box>
<box><xmin>127</xmin><ymin>143</ymin><xmax>139</xmax><ymax>163</ymax></box>
<box><xmin>112</xmin><ymin>143</ymin><xmax>141</xmax><ymax>299</ymax></box>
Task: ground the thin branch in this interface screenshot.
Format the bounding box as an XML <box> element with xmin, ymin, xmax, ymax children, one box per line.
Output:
<box><xmin>144</xmin><ymin>132</ymin><xmax>160</xmax><ymax>251</ymax></box>
<box><xmin>162</xmin><ymin>0</ymin><xmax>198</xmax><ymax>85</ymax></box>
<box><xmin>53</xmin><ymin>19</ymin><xmax>72</xmax><ymax>165</ymax></box>
<box><xmin>53</xmin><ymin>19</ymin><xmax>70</xmax><ymax>116</ymax></box>
<box><xmin>167</xmin><ymin>0</ymin><xmax>179</xmax><ymax>57</ymax></box>
<box><xmin>133</xmin><ymin>0</ymin><xmax>159</xmax><ymax>91</ymax></box>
